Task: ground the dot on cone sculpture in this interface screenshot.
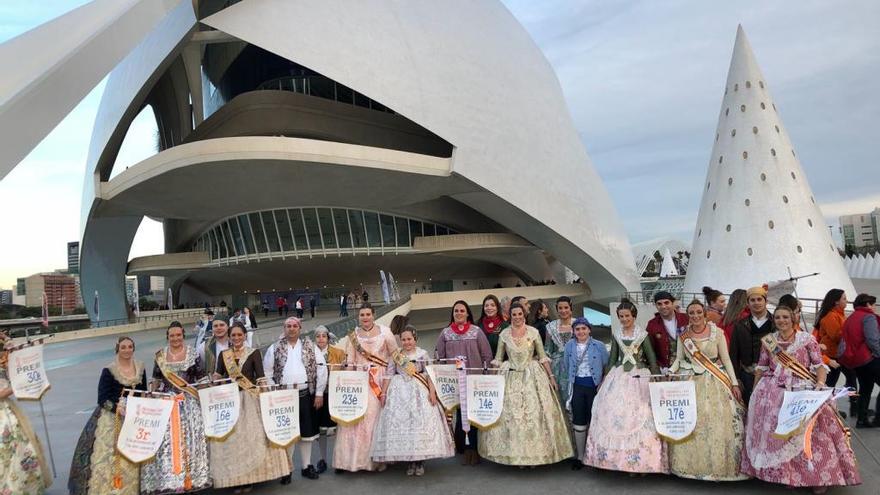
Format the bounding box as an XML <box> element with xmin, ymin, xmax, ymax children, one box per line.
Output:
<box><xmin>683</xmin><ymin>25</ymin><xmax>855</xmax><ymax>300</ymax></box>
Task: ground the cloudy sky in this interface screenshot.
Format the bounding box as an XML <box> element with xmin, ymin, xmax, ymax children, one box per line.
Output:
<box><xmin>0</xmin><ymin>0</ymin><xmax>878</xmax><ymax>289</ymax></box>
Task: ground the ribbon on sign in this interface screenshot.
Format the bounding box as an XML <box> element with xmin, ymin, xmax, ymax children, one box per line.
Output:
<box><xmin>455</xmin><ymin>357</ymin><xmax>470</xmax><ymax>445</ymax></box>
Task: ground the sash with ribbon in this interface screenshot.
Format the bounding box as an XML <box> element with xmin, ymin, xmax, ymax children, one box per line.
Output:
<box><xmin>221</xmin><ymin>349</ymin><xmax>259</xmax><ymax>397</ymax></box>
<box><xmin>455</xmin><ymin>357</ymin><xmax>471</xmax><ymax>445</ymax></box>
<box><xmin>347</xmin><ymin>330</ymin><xmax>388</xmax><ymax>398</ymax></box>
<box><xmin>679</xmin><ymin>332</ymin><xmax>744</xmax><ymax>407</ymax></box>
<box><xmin>390</xmin><ymin>349</ymin><xmax>431</xmax><ymax>391</ymax></box>
<box><xmin>154</xmin><ymin>349</ymin><xmax>199</xmax><ymax>399</ymax></box>
<box><xmin>759</xmin><ymin>334</ymin><xmax>853</xmax><ymax>460</ymax></box>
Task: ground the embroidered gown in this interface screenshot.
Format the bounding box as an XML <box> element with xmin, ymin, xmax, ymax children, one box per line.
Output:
<box><xmin>140</xmin><ymin>346</ymin><xmax>211</xmax><ymax>494</ymax></box>
<box><xmin>333</xmin><ymin>325</ymin><xmax>398</xmax><ymax>471</ymax></box>
<box><xmin>69</xmin><ymin>361</ymin><xmax>148</xmax><ymax>495</ymax></box>
<box><xmin>583</xmin><ymin>326</ymin><xmax>667</xmax><ymax>473</ymax></box>
<box><xmin>668</xmin><ymin>323</ymin><xmax>747</xmax><ymax>481</ymax></box>
<box><xmin>0</xmin><ymin>356</ymin><xmax>50</xmax><ymax>495</ymax></box>
<box><xmin>544</xmin><ymin>319</ymin><xmax>574</xmax><ymax>400</ymax></box>
<box><xmin>370</xmin><ymin>347</ymin><xmax>455</xmax><ymax>462</ymax></box>
<box><xmin>479</xmin><ymin>327</ymin><xmax>573</xmax><ymax>465</ymax></box>
<box><xmin>741</xmin><ymin>331</ymin><xmax>861</xmax><ymax>488</ymax></box>
<box><xmin>211</xmin><ymin>348</ymin><xmax>289</xmax><ymax>488</ymax></box>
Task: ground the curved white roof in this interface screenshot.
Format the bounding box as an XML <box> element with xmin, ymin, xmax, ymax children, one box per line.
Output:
<box><xmin>683</xmin><ymin>26</ymin><xmax>855</xmax><ymax>299</ymax></box>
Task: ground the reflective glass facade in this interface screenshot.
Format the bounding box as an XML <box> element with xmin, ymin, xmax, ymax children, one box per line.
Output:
<box><xmin>194</xmin><ymin>207</ymin><xmax>458</xmax><ymax>261</ymax></box>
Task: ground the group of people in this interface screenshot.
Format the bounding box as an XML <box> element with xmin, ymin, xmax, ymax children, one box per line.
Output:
<box><xmin>1</xmin><ymin>283</ymin><xmax>875</xmax><ymax>494</ymax></box>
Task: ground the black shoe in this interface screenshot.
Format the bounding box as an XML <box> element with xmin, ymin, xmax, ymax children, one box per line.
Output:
<box><xmin>838</xmin><ymin>410</ymin><xmax>848</xmax><ymax>420</ymax></box>
<box><xmin>335</xmin><ymin>468</ymin><xmax>345</xmax><ymax>474</ymax></box>
<box><xmin>571</xmin><ymin>459</ymin><xmax>583</xmax><ymax>471</ymax></box>
<box><xmin>316</xmin><ymin>459</ymin><xmax>328</xmax><ymax>474</ymax></box>
<box><xmin>302</xmin><ymin>465</ymin><xmax>319</xmax><ymax>480</ymax></box>
<box><xmin>855</xmin><ymin>420</ymin><xmax>877</xmax><ymax>428</ymax></box>
<box><xmin>280</xmin><ymin>474</ymin><xmax>292</xmax><ymax>485</ymax></box>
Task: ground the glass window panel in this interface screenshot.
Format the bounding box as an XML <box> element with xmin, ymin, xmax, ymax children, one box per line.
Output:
<box><xmin>424</xmin><ymin>223</ymin><xmax>436</xmax><ymax>236</ymax></box>
<box><xmin>363</xmin><ymin>212</ymin><xmax>381</xmax><ymax>247</ymax></box>
<box><xmin>308</xmin><ymin>77</ymin><xmax>334</xmax><ymax>99</ymax></box>
<box><xmin>349</xmin><ymin>210</ymin><xmax>367</xmax><ymax>248</ymax></box>
<box><xmin>408</xmin><ymin>220</ymin><xmax>422</xmax><ymax>245</ymax></box>
<box><xmin>354</xmin><ymin>92</ymin><xmax>371</xmax><ymax>109</ymax></box>
<box><xmin>302</xmin><ymin>208</ymin><xmax>322</xmax><ymax>250</ymax></box>
<box><xmin>214</xmin><ymin>227</ymin><xmax>228</xmax><ymax>258</ymax></box>
<box><xmin>380</xmin><ymin>215</ymin><xmax>396</xmax><ymax>247</ymax></box>
<box><xmin>336</xmin><ymin>84</ymin><xmax>354</xmax><ymax>105</ymax></box>
<box><xmin>395</xmin><ymin>217</ymin><xmax>409</xmax><ymax>247</ymax></box>
<box><xmin>262</xmin><ymin>212</ymin><xmax>280</xmax><ymax>252</ymax></box>
<box><xmin>220</xmin><ymin>223</ymin><xmax>236</xmax><ymax>256</ymax></box>
<box><xmin>289</xmin><ymin>209</ymin><xmax>307</xmax><ymax>250</ymax></box>
<box><xmin>275</xmin><ymin>210</ymin><xmax>293</xmax><ymax>251</ymax></box>
<box><xmin>333</xmin><ymin>209</ymin><xmax>352</xmax><ymax>249</ymax></box>
<box><xmin>248</xmin><ymin>213</ymin><xmax>267</xmax><ymax>253</ymax></box>
<box><xmin>317</xmin><ymin>208</ymin><xmax>337</xmax><ymax>249</ymax></box>
<box><xmin>238</xmin><ymin>215</ymin><xmax>256</xmax><ymax>254</ymax></box>
<box><xmin>436</xmin><ymin>226</ymin><xmax>448</xmax><ymax>236</ymax></box>
<box><xmin>229</xmin><ymin>219</ymin><xmax>246</xmax><ymax>255</ymax></box>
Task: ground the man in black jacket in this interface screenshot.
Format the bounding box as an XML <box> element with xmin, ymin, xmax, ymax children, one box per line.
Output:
<box><xmin>728</xmin><ymin>285</ymin><xmax>775</xmax><ymax>403</ymax></box>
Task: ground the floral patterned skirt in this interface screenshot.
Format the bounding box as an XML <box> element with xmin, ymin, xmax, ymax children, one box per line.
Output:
<box><xmin>333</xmin><ymin>390</ymin><xmax>382</xmax><ymax>471</ymax></box>
<box><xmin>478</xmin><ymin>361</ymin><xmax>573</xmax><ymax>465</ymax></box>
<box><xmin>0</xmin><ymin>399</ymin><xmax>49</xmax><ymax>495</ymax></box>
<box><xmin>583</xmin><ymin>367</ymin><xmax>668</xmax><ymax>473</ymax></box>
<box><xmin>668</xmin><ymin>372</ymin><xmax>748</xmax><ymax>481</ymax></box>
<box><xmin>69</xmin><ymin>406</ymin><xmax>139</xmax><ymax>495</ymax></box>
<box><xmin>140</xmin><ymin>397</ymin><xmax>211</xmax><ymax>494</ymax></box>
<box><xmin>370</xmin><ymin>375</ymin><xmax>454</xmax><ymax>462</ymax></box>
<box><xmin>741</xmin><ymin>379</ymin><xmax>861</xmax><ymax>487</ymax></box>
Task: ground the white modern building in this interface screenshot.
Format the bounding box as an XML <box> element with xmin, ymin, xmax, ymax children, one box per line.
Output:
<box><xmin>684</xmin><ymin>26</ymin><xmax>855</xmax><ymax>300</ymax></box>
<box><xmin>840</xmin><ymin>208</ymin><xmax>880</xmax><ymax>254</ymax></box>
<box><xmin>0</xmin><ymin>0</ymin><xmax>639</xmax><ymax>321</ymax></box>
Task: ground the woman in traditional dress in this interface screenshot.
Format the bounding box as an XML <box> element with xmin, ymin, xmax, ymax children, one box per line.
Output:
<box><xmin>477</xmin><ymin>295</ymin><xmax>506</xmax><ymax>355</ymax></box>
<box><xmin>0</xmin><ymin>331</ymin><xmax>50</xmax><ymax>495</ymax></box>
<box><xmin>479</xmin><ymin>304</ymin><xmax>573</xmax><ymax>465</ymax></box>
<box><xmin>561</xmin><ymin>318</ymin><xmax>608</xmax><ymax>470</ymax></box>
<box><xmin>583</xmin><ymin>301</ymin><xmax>667</xmax><ymax>474</ymax></box>
<box><xmin>371</xmin><ymin>325</ymin><xmax>454</xmax><ymax>475</ymax></box>
<box><xmin>69</xmin><ymin>336</ymin><xmax>147</xmax><ymax>495</ymax></box>
<box><xmin>141</xmin><ymin>321</ymin><xmax>211</xmax><ymax>494</ymax></box>
<box><xmin>544</xmin><ymin>296</ymin><xmax>575</xmax><ymax>401</ymax></box>
<box><xmin>668</xmin><ymin>300</ymin><xmax>747</xmax><ymax>481</ymax></box>
<box><xmin>314</xmin><ymin>325</ymin><xmax>345</xmax><ymax>473</ymax></box>
<box><xmin>741</xmin><ymin>305</ymin><xmax>861</xmax><ymax>493</ymax></box>
<box><xmin>211</xmin><ymin>322</ymin><xmax>289</xmax><ymax>492</ymax></box>
<box><xmin>334</xmin><ymin>304</ymin><xmax>398</xmax><ymax>472</ymax></box>
<box><xmin>436</xmin><ymin>300</ymin><xmax>494</xmax><ymax>466</ymax></box>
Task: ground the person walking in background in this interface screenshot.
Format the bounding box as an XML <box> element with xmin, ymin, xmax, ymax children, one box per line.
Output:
<box><xmin>310</xmin><ymin>296</ymin><xmax>317</xmax><ymax>319</ymax></box>
<box><xmin>839</xmin><ymin>293</ymin><xmax>880</xmax><ymax>428</ymax></box>
<box><xmin>813</xmin><ymin>289</ymin><xmax>858</xmax><ymax>417</ymax></box>
<box><xmin>339</xmin><ymin>294</ymin><xmax>348</xmax><ymax>316</ymax></box>
<box><xmin>262</xmin><ymin>300</ymin><xmax>270</xmax><ymax>319</ymax></box>
<box><xmin>646</xmin><ymin>291</ymin><xmax>689</xmax><ymax>370</ymax></box>
<box><xmin>276</xmin><ymin>295</ymin><xmax>285</xmax><ymax>317</ymax></box>
<box><xmin>296</xmin><ymin>297</ymin><xmax>304</xmax><ymax>319</ymax></box>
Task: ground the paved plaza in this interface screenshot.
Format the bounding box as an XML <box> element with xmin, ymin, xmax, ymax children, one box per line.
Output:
<box><xmin>16</xmin><ymin>313</ymin><xmax>880</xmax><ymax>495</ymax></box>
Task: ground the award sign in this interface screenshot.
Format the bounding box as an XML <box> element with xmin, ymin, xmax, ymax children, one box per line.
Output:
<box><xmin>116</xmin><ymin>396</ymin><xmax>175</xmax><ymax>463</ymax></box>
<box><xmin>259</xmin><ymin>388</ymin><xmax>300</xmax><ymax>448</ymax></box>
<box><xmin>648</xmin><ymin>380</ymin><xmax>697</xmax><ymax>442</ymax></box>
<box><xmin>8</xmin><ymin>344</ymin><xmax>50</xmax><ymax>400</ymax></box>
<box><xmin>426</xmin><ymin>364</ymin><xmax>459</xmax><ymax>412</ymax></box>
<box><xmin>466</xmin><ymin>374</ymin><xmax>505</xmax><ymax>429</ymax></box>
<box><xmin>328</xmin><ymin>370</ymin><xmax>369</xmax><ymax>425</ymax></box>
<box><xmin>774</xmin><ymin>389</ymin><xmax>832</xmax><ymax>438</ymax></box>
<box><xmin>198</xmin><ymin>382</ymin><xmax>240</xmax><ymax>439</ymax></box>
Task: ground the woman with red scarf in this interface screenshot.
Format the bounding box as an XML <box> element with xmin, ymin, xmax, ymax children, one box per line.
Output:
<box><xmin>435</xmin><ymin>300</ymin><xmax>493</xmax><ymax>465</ymax></box>
<box><xmin>477</xmin><ymin>294</ymin><xmax>507</xmax><ymax>355</ymax></box>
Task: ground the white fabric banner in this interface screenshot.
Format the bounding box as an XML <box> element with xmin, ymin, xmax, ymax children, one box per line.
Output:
<box><xmin>259</xmin><ymin>388</ymin><xmax>300</xmax><ymax>448</ymax></box>
<box><xmin>198</xmin><ymin>382</ymin><xmax>241</xmax><ymax>439</ymax></box>
<box><xmin>328</xmin><ymin>370</ymin><xmax>369</xmax><ymax>425</ymax></box>
<box><xmin>648</xmin><ymin>380</ymin><xmax>698</xmax><ymax>441</ymax></box>
<box><xmin>426</xmin><ymin>364</ymin><xmax>459</xmax><ymax>412</ymax></box>
<box><xmin>116</xmin><ymin>396</ymin><xmax>175</xmax><ymax>463</ymax></box>
<box><xmin>466</xmin><ymin>374</ymin><xmax>505</xmax><ymax>429</ymax></box>
<box><xmin>8</xmin><ymin>344</ymin><xmax>50</xmax><ymax>400</ymax></box>
<box><xmin>774</xmin><ymin>389</ymin><xmax>832</xmax><ymax>437</ymax></box>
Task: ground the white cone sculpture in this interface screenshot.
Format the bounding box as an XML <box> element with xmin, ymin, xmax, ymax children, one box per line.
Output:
<box><xmin>684</xmin><ymin>26</ymin><xmax>855</xmax><ymax>300</ymax></box>
<box><xmin>660</xmin><ymin>248</ymin><xmax>680</xmax><ymax>278</ymax></box>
